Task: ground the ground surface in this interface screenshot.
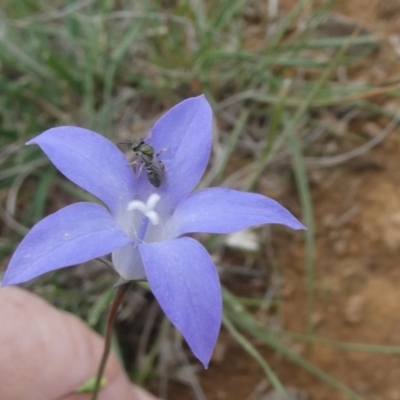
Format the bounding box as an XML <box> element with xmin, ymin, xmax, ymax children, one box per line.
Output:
<box><xmin>168</xmin><ymin>1</ymin><xmax>400</xmax><ymax>399</ymax></box>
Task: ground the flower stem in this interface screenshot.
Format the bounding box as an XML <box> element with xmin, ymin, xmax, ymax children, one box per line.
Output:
<box><xmin>91</xmin><ymin>282</ymin><xmax>132</xmax><ymax>400</ymax></box>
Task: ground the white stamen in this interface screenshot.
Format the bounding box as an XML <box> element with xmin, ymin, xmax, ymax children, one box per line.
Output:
<box><xmin>146</xmin><ymin>211</ymin><xmax>159</xmax><ymax>225</ymax></box>
<box><xmin>127</xmin><ymin>193</ymin><xmax>161</xmax><ymax>225</ymax></box>
<box><xmin>147</xmin><ymin>193</ymin><xmax>161</xmax><ymax>209</ymax></box>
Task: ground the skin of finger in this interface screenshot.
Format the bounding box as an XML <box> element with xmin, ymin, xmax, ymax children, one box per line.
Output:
<box><xmin>61</xmin><ymin>380</ymin><xmax>157</xmax><ymax>400</ymax></box>
<box><xmin>0</xmin><ymin>286</ymin><xmax>157</xmax><ymax>400</ymax></box>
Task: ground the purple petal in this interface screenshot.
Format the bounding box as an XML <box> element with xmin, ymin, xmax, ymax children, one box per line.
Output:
<box><xmin>168</xmin><ymin>187</ymin><xmax>305</xmax><ymax>236</ymax></box>
<box><xmin>112</xmin><ymin>243</ymin><xmax>145</xmax><ymax>281</ymax></box>
<box><xmin>2</xmin><ymin>203</ymin><xmax>132</xmax><ymax>286</ymax></box>
<box><xmin>139</xmin><ymin>237</ymin><xmax>221</xmax><ymax>367</ymax></box>
<box><xmin>27</xmin><ymin>127</ymin><xmax>136</xmax><ymax>215</ymax></box>
<box><xmin>149</xmin><ymin>96</ymin><xmax>212</xmax><ymax>204</ymax></box>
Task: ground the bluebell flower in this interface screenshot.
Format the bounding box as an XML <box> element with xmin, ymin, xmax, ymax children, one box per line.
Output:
<box><xmin>2</xmin><ymin>96</ymin><xmax>305</xmax><ymax>367</ymax></box>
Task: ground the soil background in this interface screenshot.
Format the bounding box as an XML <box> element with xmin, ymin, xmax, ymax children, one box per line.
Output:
<box><xmin>169</xmin><ymin>1</ymin><xmax>400</xmax><ymax>399</ymax></box>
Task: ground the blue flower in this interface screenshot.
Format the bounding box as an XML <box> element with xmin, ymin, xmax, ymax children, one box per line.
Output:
<box><xmin>2</xmin><ymin>96</ymin><xmax>305</xmax><ymax>367</ymax></box>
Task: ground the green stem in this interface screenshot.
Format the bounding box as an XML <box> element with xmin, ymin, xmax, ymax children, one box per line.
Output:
<box><xmin>91</xmin><ymin>282</ymin><xmax>132</xmax><ymax>400</ymax></box>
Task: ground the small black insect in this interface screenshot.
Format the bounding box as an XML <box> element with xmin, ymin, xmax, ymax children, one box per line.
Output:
<box><xmin>130</xmin><ymin>139</ymin><xmax>166</xmax><ymax>188</ymax></box>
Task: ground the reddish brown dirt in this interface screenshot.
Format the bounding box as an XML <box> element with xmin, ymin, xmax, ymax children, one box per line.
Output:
<box><xmin>276</xmin><ymin>2</ymin><xmax>400</xmax><ymax>397</ymax></box>
<box><xmin>191</xmin><ymin>128</ymin><xmax>400</xmax><ymax>400</ymax></box>
<box><xmin>276</xmin><ymin>132</ymin><xmax>400</xmax><ymax>400</ymax></box>
<box><xmin>167</xmin><ymin>2</ymin><xmax>400</xmax><ymax>399</ymax></box>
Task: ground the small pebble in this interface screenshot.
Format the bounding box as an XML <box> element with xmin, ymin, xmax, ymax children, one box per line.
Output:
<box><xmin>344</xmin><ymin>294</ymin><xmax>365</xmax><ymax>324</ymax></box>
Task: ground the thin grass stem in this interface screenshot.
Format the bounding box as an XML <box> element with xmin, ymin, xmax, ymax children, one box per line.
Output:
<box><xmin>91</xmin><ymin>281</ymin><xmax>132</xmax><ymax>400</ymax></box>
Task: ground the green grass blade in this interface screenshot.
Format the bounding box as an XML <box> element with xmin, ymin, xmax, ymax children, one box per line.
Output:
<box><xmin>224</xmin><ymin>288</ymin><xmax>364</xmax><ymax>400</ymax></box>
<box><xmin>281</xmin><ymin>330</ymin><xmax>400</xmax><ymax>354</ymax></box>
<box><xmin>286</xmin><ymin>116</ymin><xmax>315</xmax><ymax>335</ymax></box>
<box><xmin>223</xmin><ymin>314</ymin><xmax>289</xmax><ymax>400</ymax></box>
<box><xmin>213</xmin><ymin>108</ymin><xmax>249</xmax><ymax>183</ymax></box>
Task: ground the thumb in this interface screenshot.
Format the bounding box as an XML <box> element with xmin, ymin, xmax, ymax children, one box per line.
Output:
<box><xmin>0</xmin><ymin>286</ymin><xmax>157</xmax><ymax>400</ymax></box>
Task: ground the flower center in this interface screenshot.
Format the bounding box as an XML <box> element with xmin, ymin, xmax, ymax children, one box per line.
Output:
<box><xmin>127</xmin><ymin>193</ymin><xmax>161</xmax><ymax>241</ymax></box>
